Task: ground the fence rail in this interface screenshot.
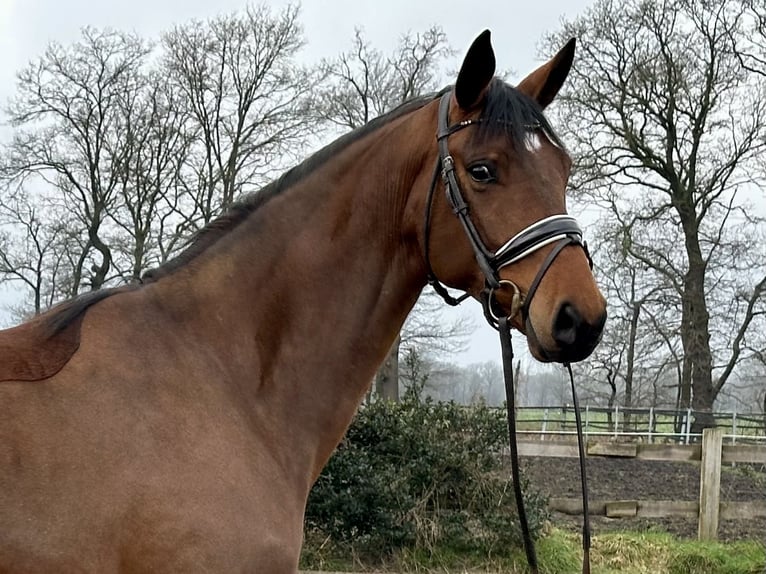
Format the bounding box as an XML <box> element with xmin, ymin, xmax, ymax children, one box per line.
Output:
<box><xmin>513</xmin><ymin>405</ymin><xmax>766</xmax><ymax>444</ymax></box>
<box><xmin>517</xmin><ymin>429</ymin><xmax>766</xmax><ymax>540</ymax></box>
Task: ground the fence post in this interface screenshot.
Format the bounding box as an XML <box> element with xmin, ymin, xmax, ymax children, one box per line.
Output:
<box><xmin>541</xmin><ymin>408</ymin><xmax>549</xmax><ymax>439</ymax></box>
<box><xmin>562</xmin><ymin>405</ymin><xmax>568</xmax><ymax>432</ymax></box>
<box><xmin>614</xmin><ymin>404</ymin><xmax>619</xmax><ymax>438</ymax></box>
<box><xmin>585</xmin><ymin>405</ymin><xmax>590</xmax><ymax>439</ymax></box>
<box><xmin>698</xmin><ymin>427</ymin><xmax>723</xmax><ymax>541</ymax></box>
<box><xmin>648</xmin><ymin>407</ymin><xmax>654</xmax><ymax>444</ymax></box>
<box><xmin>730</xmin><ymin>412</ymin><xmax>738</xmax><ymax>468</ymax></box>
<box><xmin>684</xmin><ymin>408</ymin><xmax>692</xmax><ymax>444</ymax></box>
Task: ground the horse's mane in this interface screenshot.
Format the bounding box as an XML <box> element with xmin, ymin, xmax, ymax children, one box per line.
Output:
<box><xmin>43</xmin><ymin>286</ymin><xmax>139</xmax><ymax>337</ymax></box>
<box><xmin>0</xmin><ymin>285</ymin><xmax>138</xmax><ymax>382</ymax></box>
<box><xmin>140</xmin><ymin>89</ymin><xmax>446</xmax><ymax>283</ymax></box>
<box><xmin>39</xmin><ymin>80</ymin><xmax>560</xmax><ymax>336</ymax></box>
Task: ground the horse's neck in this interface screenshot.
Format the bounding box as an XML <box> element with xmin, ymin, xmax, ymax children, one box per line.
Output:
<box><xmin>160</xmin><ymin>113</ymin><xmax>434</xmax><ymax>483</ymax></box>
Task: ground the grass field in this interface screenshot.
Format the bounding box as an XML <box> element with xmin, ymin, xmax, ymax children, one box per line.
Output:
<box><xmin>301</xmin><ymin>527</ymin><xmax>766</xmax><ymax>573</ymax></box>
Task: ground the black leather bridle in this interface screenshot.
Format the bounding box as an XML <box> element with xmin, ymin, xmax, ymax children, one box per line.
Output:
<box><xmin>424</xmin><ymin>92</ymin><xmax>591</xmax><ymax>331</ymax></box>
<box><xmin>423</xmin><ymin>91</ymin><xmax>593</xmax><ymax>574</ymax></box>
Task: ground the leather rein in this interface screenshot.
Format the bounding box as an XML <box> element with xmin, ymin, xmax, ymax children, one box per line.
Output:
<box><xmin>423</xmin><ymin>91</ymin><xmax>593</xmax><ymax>574</ymax></box>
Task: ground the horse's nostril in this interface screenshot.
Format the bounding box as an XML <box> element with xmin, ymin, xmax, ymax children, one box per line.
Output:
<box><xmin>552</xmin><ymin>303</ymin><xmax>582</xmax><ymax>347</ymax></box>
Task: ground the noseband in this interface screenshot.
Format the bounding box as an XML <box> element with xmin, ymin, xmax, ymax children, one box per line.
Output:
<box><xmin>423</xmin><ymin>91</ymin><xmax>593</xmax><ymax>574</ymax></box>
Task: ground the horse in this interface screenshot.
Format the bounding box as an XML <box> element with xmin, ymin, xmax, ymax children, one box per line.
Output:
<box><xmin>0</xmin><ymin>30</ymin><xmax>606</xmax><ymax>572</ymax></box>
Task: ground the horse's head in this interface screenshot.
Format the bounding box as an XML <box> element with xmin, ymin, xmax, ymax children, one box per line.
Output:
<box><xmin>418</xmin><ymin>31</ymin><xmax>606</xmax><ymax>363</ymax></box>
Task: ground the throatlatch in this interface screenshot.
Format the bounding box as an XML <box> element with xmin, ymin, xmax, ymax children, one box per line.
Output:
<box><xmin>423</xmin><ymin>90</ymin><xmax>594</xmax><ymax>574</ymax></box>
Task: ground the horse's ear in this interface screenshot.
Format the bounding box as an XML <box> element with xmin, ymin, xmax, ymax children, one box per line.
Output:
<box><xmin>454</xmin><ymin>30</ymin><xmax>496</xmax><ymax>110</ymax></box>
<box><xmin>516</xmin><ymin>38</ymin><xmax>576</xmax><ymax>109</ymax></box>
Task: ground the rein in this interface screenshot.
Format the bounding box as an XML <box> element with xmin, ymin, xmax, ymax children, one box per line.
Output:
<box><xmin>423</xmin><ymin>91</ymin><xmax>593</xmax><ymax>574</ymax></box>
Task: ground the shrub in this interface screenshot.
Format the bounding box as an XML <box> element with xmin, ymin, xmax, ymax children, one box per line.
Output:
<box><xmin>304</xmin><ymin>380</ymin><xmax>549</xmax><ymax>561</ymax></box>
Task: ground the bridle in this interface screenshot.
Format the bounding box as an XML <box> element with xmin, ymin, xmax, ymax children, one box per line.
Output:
<box><xmin>424</xmin><ymin>92</ymin><xmax>591</xmax><ymax>335</ymax></box>
<box><xmin>423</xmin><ymin>91</ymin><xmax>593</xmax><ymax>574</ymax></box>
<box><xmin>424</xmin><ymin>89</ymin><xmax>593</xmax><ymax>574</ymax></box>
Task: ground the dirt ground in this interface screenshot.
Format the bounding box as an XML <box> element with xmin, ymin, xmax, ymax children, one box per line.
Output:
<box><xmin>521</xmin><ymin>456</ymin><xmax>766</xmax><ymax>542</ymax></box>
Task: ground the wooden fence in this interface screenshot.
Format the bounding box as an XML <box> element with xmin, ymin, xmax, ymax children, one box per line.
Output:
<box><xmin>514</xmin><ymin>406</ymin><xmax>766</xmax><ymax>444</ymax></box>
<box><xmin>518</xmin><ymin>428</ymin><xmax>766</xmax><ymax>540</ymax></box>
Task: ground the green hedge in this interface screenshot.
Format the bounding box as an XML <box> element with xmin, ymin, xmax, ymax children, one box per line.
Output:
<box><xmin>304</xmin><ymin>379</ymin><xmax>549</xmax><ymax>563</ymax></box>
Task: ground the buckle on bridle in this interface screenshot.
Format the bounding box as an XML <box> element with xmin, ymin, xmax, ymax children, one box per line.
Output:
<box><xmin>441</xmin><ymin>155</ymin><xmax>455</xmax><ymax>180</ymax></box>
<box><xmin>485</xmin><ymin>280</ymin><xmax>524</xmax><ymax>326</ymax></box>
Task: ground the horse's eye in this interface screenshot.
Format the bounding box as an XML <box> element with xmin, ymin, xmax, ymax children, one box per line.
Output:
<box><xmin>467</xmin><ymin>163</ymin><xmax>497</xmax><ymax>184</ymax></box>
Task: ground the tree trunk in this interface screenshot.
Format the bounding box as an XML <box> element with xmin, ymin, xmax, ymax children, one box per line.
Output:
<box><xmin>375</xmin><ymin>335</ymin><xmax>400</xmax><ymax>401</ymax></box>
<box><xmin>624</xmin><ymin>302</ymin><xmax>640</xmax><ymax>430</ymax></box>
<box><xmin>678</xmin><ymin>204</ymin><xmax>716</xmax><ymax>433</ymax></box>
<box><xmin>675</xmin><ymin>354</ymin><xmax>692</xmax><ymax>434</ymax></box>
<box><xmin>762</xmin><ymin>391</ymin><xmax>766</xmax><ymax>435</ymax></box>
<box><xmin>606</xmin><ymin>371</ymin><xmax>617</xmax><ymax>431</ymax></box>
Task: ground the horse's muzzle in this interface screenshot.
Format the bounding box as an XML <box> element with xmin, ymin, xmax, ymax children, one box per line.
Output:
<box><xmin>549</xmin><ymin>303</ymin><xmax>607</xmax><ymax>363</ymax></box>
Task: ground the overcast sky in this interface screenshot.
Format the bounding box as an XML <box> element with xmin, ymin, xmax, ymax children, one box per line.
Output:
<box><xmin>0</xmin><ymin>0</ymin><xmax>593</xmax><ymax>367</ymax></box>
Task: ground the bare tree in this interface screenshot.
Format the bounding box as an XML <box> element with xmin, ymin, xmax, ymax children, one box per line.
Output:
<box><xmin>162</xmin><ymin>3</ymin><xmax>319</xmax><ymax>225</ymax></box>
<box><xmin>108</xmin><ymin>71</ymin><xmax>195</xmax><ymax>279</ymax></box>
<box><xmin>547</xmin><ymin>0</ymin><xmax>766</xmax><ymax>430</ymax></box>
<box><xmin>2</xmin><ymin>28</ymin><xmax>151</xmax><ymax>293</ymax></box>
<box><xmin>400</xmin><ymin>292</ymin><xmax>473</xmax><ymax>357</ymax></box>
<box><xmin>732</xmin><ymin>0</ymin><xmax>766</xmax><ymax>76</ymax></box>
<box><xmin>575</xmin><ymin>211</ymin><xmax>680</xmax><ymax>421</ymax></box>
<box><xmin>0</xmin><ymin>4</ymin><xmax>324</xmax><ymax>316</ymax></box>
<box><xmin>0</xmin><ymin>191</ymin><xmax>70</xmax><ymax>318</ymax></box>
<box><xmin>373</xmin><ymin>293</ymin><xmax>473</xmax><ymax>402</ymax></box>
<box><xmin>317</xmin><ymin>26</ymin><xmax>452</xmax><ymax>130</ymax></box>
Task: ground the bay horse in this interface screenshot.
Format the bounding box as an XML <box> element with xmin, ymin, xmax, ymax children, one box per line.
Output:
<box><xmin>0</xmin><ymin>31</ymin><xmax>606</xmax><ymax>572</ymax></box>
